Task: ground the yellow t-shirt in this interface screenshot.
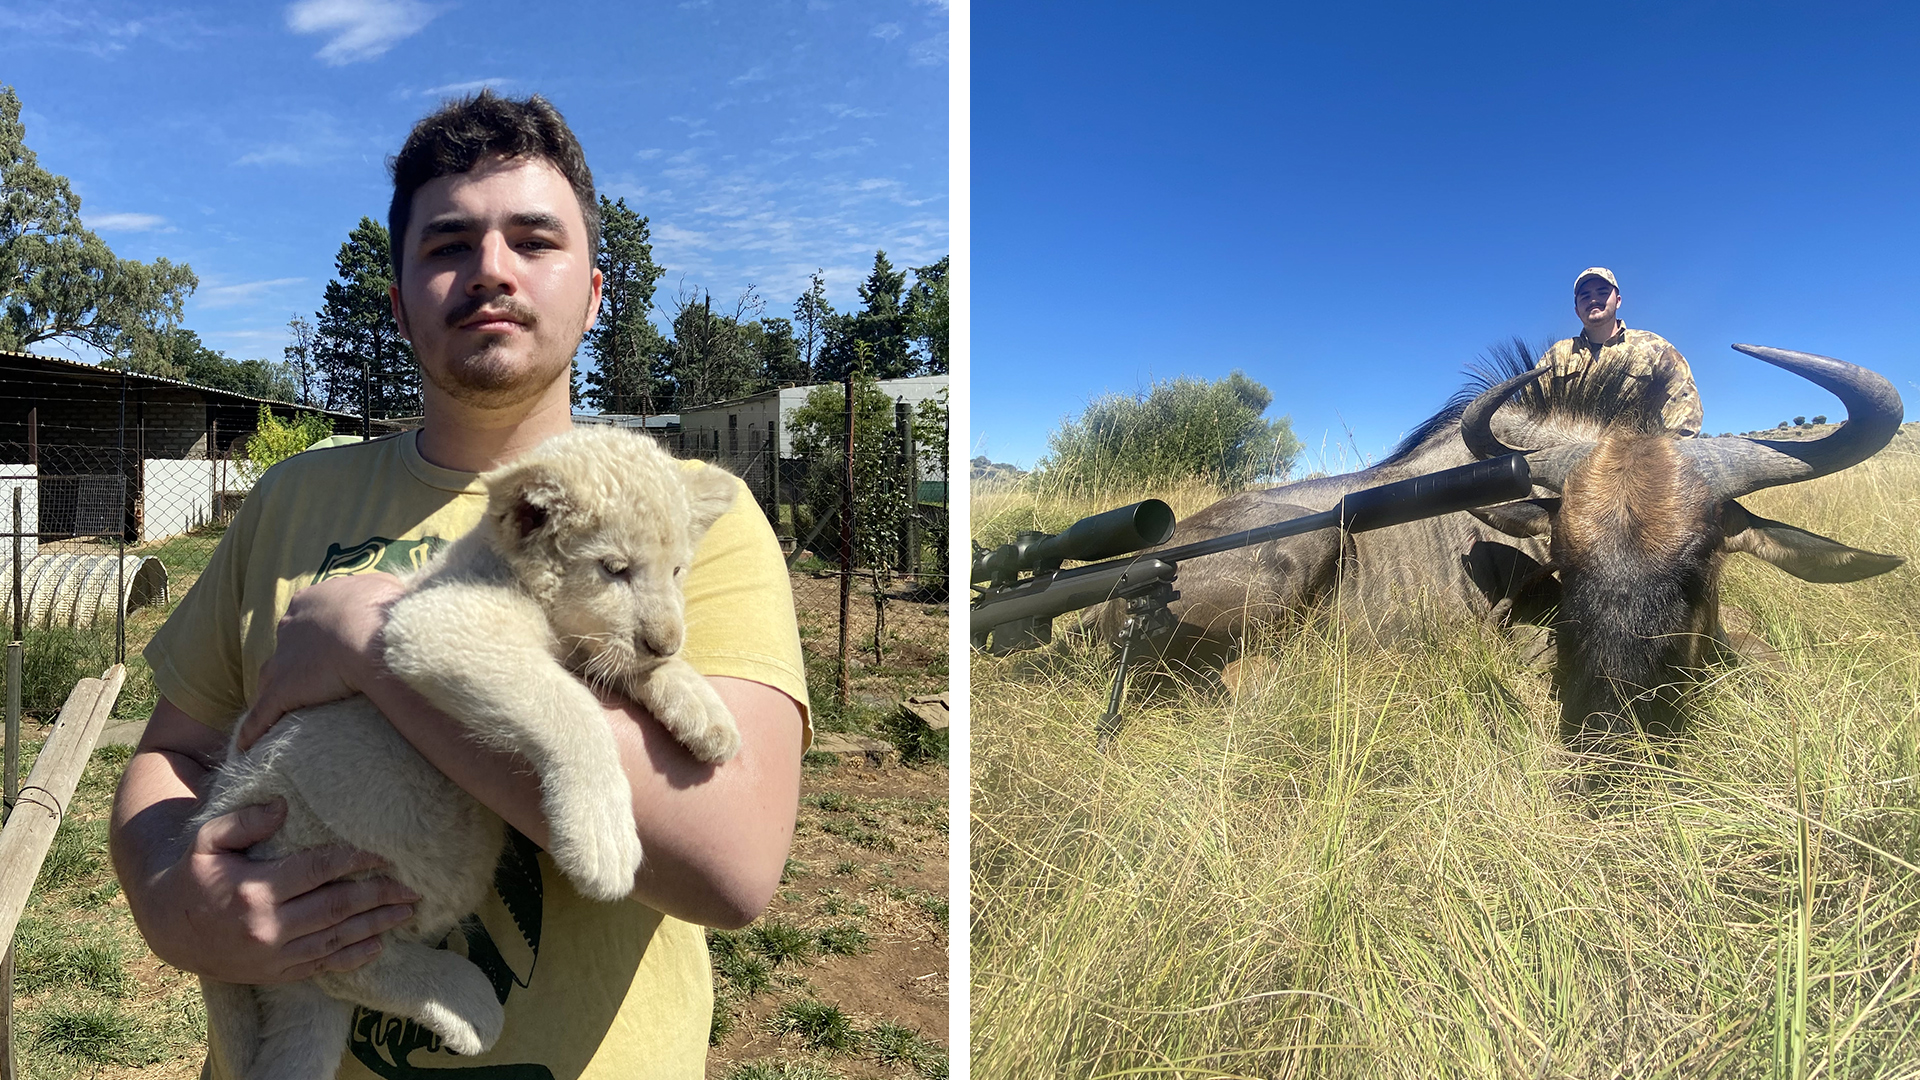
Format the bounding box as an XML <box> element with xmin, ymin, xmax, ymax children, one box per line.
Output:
<box><xmin>145</xmin><ymin>430</ymin><xmax>809</xmax><ymax>1080</ymax></box>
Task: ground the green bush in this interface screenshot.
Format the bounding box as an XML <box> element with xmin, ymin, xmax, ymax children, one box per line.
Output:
<box><xmin>238</xmin><ymin>405</ymin><xmax>333</xmax><ymax>483</ymax></box>
<box><xmin>1038</xmin><ymin>371</ymin><xmax>1302</xmax><ymax>491</ymax></box>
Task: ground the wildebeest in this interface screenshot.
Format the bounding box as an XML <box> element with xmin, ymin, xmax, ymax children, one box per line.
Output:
<box><xmin>1108</xmin><ymin>342</ymin><xmax>1905</xmax><ymax>751</ymax></box>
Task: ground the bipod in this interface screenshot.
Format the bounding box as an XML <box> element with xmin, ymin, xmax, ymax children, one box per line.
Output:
<box><xmin>1095</xmin><ymin>580</ymin><xmax>1177</xmax><ymax>753</ymax></box>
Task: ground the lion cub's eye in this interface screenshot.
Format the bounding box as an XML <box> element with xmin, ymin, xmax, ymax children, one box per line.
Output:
<box><xmin>600</xmin><ymin>559</ymin><xmax>632</xmax><ymax>580</ymax></box>
<box><xmin>673</xmin><ymin>566</ymin><xmax>686</xmax><ymax>580</ymax></box>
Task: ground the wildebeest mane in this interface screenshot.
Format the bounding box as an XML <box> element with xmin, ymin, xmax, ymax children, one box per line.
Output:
<box><xmin>1383</xmin><ymin>335</ymin><xmax>1683</xmax><ymax>467</ymax></box>
<box><xmin>1381</xmin><ymin>337</ymin><xmax>1547</xmax><ymax>464</ymax></box>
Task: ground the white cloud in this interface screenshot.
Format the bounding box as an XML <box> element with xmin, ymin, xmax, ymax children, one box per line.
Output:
<box><xmin>420</xmin><ymin>77</ymin><xmax>514</xmax><ymax>98</ymax></box>
<box><xmin>234</xmin><ymin>110</ymin><xmax>359</xmax><ymax>167</ymax></box>
<box><xmin>196</xmin><ymin>277</ymin><xmax>308</xmax><ymax>310</ymax></box>
<box><xmin>286</xmin><ymin>0</ymin><xmax>440</xmax><ymax>65</ymax></box>
<box><xmin>871</xmin><ymin>22</ymin><xmax>901</xmax><ymax>41</ymax></box>
<box><xmin>0</xmin><ymin>6</ymin><xmax>205</xmax><ymax>57</ymax></box>
<box><xmin>634</xmin><ymin>148</ymin><xmax>665</xmax><ymax>161</ymax></box>
<box><xmin>824</xmin><ymin>104</ymin><xmax>881</xmax><ymax>120</ymax></box>
<box><xmin>730</xmin><ymin>66</ymin><xmax>769</xmax><ymax>86</ymax></box>
<box><xmin>86</xmin><ymin>212</ymin><xmax>171</xmax><ymax>233</ymax></box>
<box><xmin>909</xmin><ymin>31</ymin><xmax>948</xmax><ymax>66</ymax></box>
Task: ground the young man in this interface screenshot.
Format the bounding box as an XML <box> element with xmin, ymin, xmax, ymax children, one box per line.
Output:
<box><xmin>1533</xmin><ymin>266</ymin><xmax>1704</xmax><ymax>436</ymax></box>
<box><xmin>109</xmin><ymin>92</ymin><xmax>808</xmax><ymax>1079</ymax></box>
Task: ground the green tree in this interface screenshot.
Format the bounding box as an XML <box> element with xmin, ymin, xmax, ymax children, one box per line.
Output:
<box><xmin>787</xmin><ymin>369</ymin><xmax>918</xmax><ymax>657</ymax></box>
<box><xmin>818</xmin><ymin>251</ymin><xmax>912</xmax><ymax>380</ymax></box>
<box><xmin>793</xmin><ymin>271</ymin><xmax>833</xmax><ymax>382</ymax></box>
<box><xmin>135</xmin><ymin>326</ymin><xmax>297</xmax><ymax>400</ymax></box>
<box><xmin>238</xmin><ymin>405</ymin><xmax>334</xmax><ymax>483</ymax></box>
<box><xmin>580</xmin><ymin>196</ymin><xmax>667</xmax><ymax>415</ymax></box>
<box><xmin>313</xmin><ymin>218</ymin><xmax>416</xmax><ymax>419</ymax></box>
<box><xmin>1040</xmin><ymin>371</ymin><xmax>1303</xmax><ymax>491</ymax></box>
<box><xmin>753</xmin><ymin>316</ymin><xmax>808</xmax><ymax>387</ymax></box>
<box><xmin>0</xmin><ymin>85</ymin><xmax>197</xmax><ymax>361</ymax></box>
<box><xmin>661</xmin><ymin>287</ymin><xmax>762</xmax><ymax>410</ymax></box>
<box><xmin>904</xmin><ymin>256</ymin><xmax>948</xmax><ymax>375</ymax></box>
<box><xmin>284</xmin><ymin>314</ymin><xmax>319</xmax><ymax>406</ymax></box>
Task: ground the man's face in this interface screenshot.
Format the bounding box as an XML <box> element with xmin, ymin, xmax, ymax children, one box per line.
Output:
<box><xmin>391</xmin><ymin>155</ymin><xmax>602</xmax><ymax>409</ymax></box>
<box><xmin>1574</xmin><ymin>277</ymin><xmax>1620</xmax><ymax>331</ymax></box>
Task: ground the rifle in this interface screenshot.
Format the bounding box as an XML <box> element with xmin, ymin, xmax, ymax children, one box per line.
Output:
<box><xmin>971</xmin><ymin>453</ymin><xmax>1534</xmax><ymax>749</ymax></box>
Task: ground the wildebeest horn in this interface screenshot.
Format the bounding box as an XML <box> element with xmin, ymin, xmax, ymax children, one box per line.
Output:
<box><xmin>1459</xmin><ymin>366</ymin><xmax>1591</xmax><ymax>491</ymax></box>
<box><xmin>1460</xmin><ymin>366</ymin><xmax>1544</xmax><ymax>459</ymax></box>
<box><xmin>1677</xmin><ymin>345</ymin><xmax>1904</xmax><ymax>502</ymax></box>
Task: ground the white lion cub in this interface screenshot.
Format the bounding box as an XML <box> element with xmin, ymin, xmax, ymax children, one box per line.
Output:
<box><xmin>192</xmin><ymin>427</ymin><xmax>741</xmax><ymax>1080</ymax></box>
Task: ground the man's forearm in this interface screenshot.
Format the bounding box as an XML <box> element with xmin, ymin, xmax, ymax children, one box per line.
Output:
<box><xmin>110</xmin><ymin>744</ymin><xmax>212</xmax><ymax>929</ymax></box>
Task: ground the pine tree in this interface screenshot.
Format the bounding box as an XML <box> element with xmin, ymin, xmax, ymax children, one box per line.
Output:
<box><xmin>581</xmin><ymin>197</ymin><xmax>667</xmax><ymax>415</ymax></box>
<box><xmin>312</xmin><ymin>218</ymin><xmax>417</xmax><ymax>419</ymax></box>
<box><xmin>905</xmin><ymin>256</ymin><xmax>948</xmax><ymax>375</ymax></box>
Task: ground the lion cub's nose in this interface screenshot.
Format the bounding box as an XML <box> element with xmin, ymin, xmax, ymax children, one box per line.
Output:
<box><xmin>640</xmin><ymin>630</ymin><xmax>682</xmax><ymax>658</ymax></box>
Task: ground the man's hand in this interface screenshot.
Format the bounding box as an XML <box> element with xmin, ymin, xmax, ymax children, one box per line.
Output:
<box><xmin>237</xmin><ymin>572</ymin><xmax>406</xmax><ymax>752</ymax></box>
<box><xmin>111</xmin><ymin>698</ymin><xmax>423</xmax><ymax>984</ymax></box>
<box><xmin>162</xmin><ymin>799</ymin><xmax>422</xmax><ymax>982</ymax></box>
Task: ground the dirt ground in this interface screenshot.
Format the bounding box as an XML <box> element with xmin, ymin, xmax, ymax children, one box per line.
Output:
<box><xmin>12</xmin><ymin>564</ymin><xmax>948</xmax><ymax>1080</ymax></box>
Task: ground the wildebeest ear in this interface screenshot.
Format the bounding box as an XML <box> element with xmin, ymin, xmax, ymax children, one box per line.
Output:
<box><xmin>1721</xmin><ymin>499</ymin><xmax>1906</xmax><ymax>583</ymax></box>
<box><xmin>487</xmin><ymin>463</ymin><xmax>574</xmax><ymax>547</ymax></box>
<box><xmin>1469</xmin><ymin>498</ymin><xmax>1560</xmax><ymax>539</ymax></box>
<box><xmin>681</xmin><ymin>462</ymin><xmax>739</xmax><ymax>538</ymax></box>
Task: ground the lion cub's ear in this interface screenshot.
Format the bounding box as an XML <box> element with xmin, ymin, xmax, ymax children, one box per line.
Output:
<box><xmin>681</xmin><ymin>463</ymin><xmax>738</xmax><ymax>539</ymax></box>
<box><xmin>486</xmin><ymin>462</ymin><xmax>576</xmax><ymax>551</ymax></box>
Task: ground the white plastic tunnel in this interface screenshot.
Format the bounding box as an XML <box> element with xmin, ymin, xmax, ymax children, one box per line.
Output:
<box><xmin>0</xmin><ymin>554</ymin><xmax>169</xmax><ymax>632</ymax></box>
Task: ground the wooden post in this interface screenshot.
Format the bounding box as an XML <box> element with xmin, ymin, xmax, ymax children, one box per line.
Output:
<box><xmin>6</xmin><ymin>489</ymin><xmax>19</xmax><ymax>806</ymax></box>
<box><xmin>838</xmin><ymin>372</ymin><xmax>854</xmax><ymax>711</ymax></box>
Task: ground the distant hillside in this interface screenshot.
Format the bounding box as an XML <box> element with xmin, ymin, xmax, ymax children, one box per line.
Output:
<box><xmin>972</xmin><ymin>455</ymin><xmax>1029</xmax><ymax>485</ymax></box>
<box><xmin>1730</xmin><ymin>419</ymin><xmax>1920</xmax><ymax>452</ymax></box>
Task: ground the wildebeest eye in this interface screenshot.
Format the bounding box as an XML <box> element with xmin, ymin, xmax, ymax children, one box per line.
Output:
<box><xmin>600</xmin><ymin>559</ymin><xmax>631</xmax><ymax>580</ymax></box>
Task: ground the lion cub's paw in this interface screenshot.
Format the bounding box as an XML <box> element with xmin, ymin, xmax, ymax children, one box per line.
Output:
<box><xmin>640</xmin><ymin>660</ymin><xmax>741</xmax><ymax>764</ymax></box>
<box><xmin>546</xmin><ymin>787</ymin><xmax>645</xmax><ymax>902</ymax></box>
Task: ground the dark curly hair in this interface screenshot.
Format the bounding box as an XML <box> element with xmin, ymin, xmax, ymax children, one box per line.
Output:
<box><xmin>386</xmin><ymin>89</ymin><xmax>599</xmax><ymax>283</ymax></box>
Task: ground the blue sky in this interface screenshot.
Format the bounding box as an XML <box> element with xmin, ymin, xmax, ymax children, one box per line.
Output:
<box><xmin>972</xmin><ymin>4</ymin><xmax>1920</xmax><ymax>472</ymax></box>
<box><xmin>2</xmin><ymin>0</ymin><xmax>947</xmax><ymax>376</ymax></box>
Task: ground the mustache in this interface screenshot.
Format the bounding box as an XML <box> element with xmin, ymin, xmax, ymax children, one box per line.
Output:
<box><xmin>445</xmin><ymin>294</ymin><xmax>540</xmax><ymax>330</ymax></box>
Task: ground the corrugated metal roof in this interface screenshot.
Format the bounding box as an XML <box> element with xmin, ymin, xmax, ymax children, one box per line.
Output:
<box><xmin>0</xmin><ymin>348</ymin><xmax>365</xmax><ymax>422</ymax></box>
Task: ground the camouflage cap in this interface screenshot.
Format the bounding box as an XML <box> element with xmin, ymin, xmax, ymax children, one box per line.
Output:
<box><xmin>1574</xmin><ymin>267</ymin><xmax>1618</xmax><ymax>293</ymax></box>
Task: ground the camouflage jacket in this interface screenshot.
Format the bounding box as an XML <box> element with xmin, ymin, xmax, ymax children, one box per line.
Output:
<box><xmin>1534</xmin><ymin>323</ymin><xmax>1703</xmax><ymax>437</ymax></box>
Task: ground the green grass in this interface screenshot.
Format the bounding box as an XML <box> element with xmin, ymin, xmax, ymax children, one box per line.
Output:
<box><xmin>724</xmin><ymin>1060</ymin><xmax>847</xmax><ymax>1080</ymax></box>
<box><xmin>972</xmin><ymin>447</ymin><xmax>1920</xmax><ymax>1078</ymax></box>
<box><xmin>772</xmin><ymin>999</ymin><xmax>858</xmax><ymax>1053</ymax></box>
<box><xmin>815</xmin><ymin>922</ymin><xmax>870</xmax><ymax>956</ymax></box>
<box><xmin>748</xmin><ymin>919</ymin><xmax>818</xmax><ymax>967</ymax></box>
<box><xmin>24</xmin><ymin>999</ymin><xmax>162</xmax><ymax>1065</ymax></box>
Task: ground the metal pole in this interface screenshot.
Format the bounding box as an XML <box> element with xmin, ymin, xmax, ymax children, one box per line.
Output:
<box><xmin>895</xmin><ymin>398</ymin><xmax>916</xmax><ymax>575</ymax></box>
<box><xmin>837</xmin><ymin>371</ymin><xmax>854</xmax><ymax>711</ymax></box>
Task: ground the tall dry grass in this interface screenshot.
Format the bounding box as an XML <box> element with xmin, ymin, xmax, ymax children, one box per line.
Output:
<box><xmin>971</xmin><ymin>441</ymin><xmax>1920</xmax><ymax>1079</ymax></box>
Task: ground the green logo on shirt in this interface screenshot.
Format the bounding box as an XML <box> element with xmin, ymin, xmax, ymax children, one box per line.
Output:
<box><xmin>314</xmin><ymin>536</ymin><xmax>448</xmax><ymax>583</ymax></box>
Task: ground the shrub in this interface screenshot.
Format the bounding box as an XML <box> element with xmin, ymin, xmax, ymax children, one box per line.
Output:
<box><xmin>1037</xmin><ymin>371</ymin><xmax>1301</xmax><ymax>492</ymax></box>
<box><xmin>238</xmin><ymin>405</ymin><xmax>333</xmax><ymax>483</ymax></box>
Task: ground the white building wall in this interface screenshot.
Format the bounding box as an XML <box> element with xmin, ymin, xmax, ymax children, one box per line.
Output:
<box><xmin>142</xmin><ymin>458</ymin><xmax>255</xmax><ymax>542</ymax></box>
<box><xmin>0</xmin><ymin>465</ymin><xmax>39</xmax><ymax>561</ymax></box>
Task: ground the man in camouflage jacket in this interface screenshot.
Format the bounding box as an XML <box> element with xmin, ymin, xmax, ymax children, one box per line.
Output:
<box><xmin>1535</xmin><ymin>267</ymin><xmax>1703</xmax><ymax>436</ymax></box>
